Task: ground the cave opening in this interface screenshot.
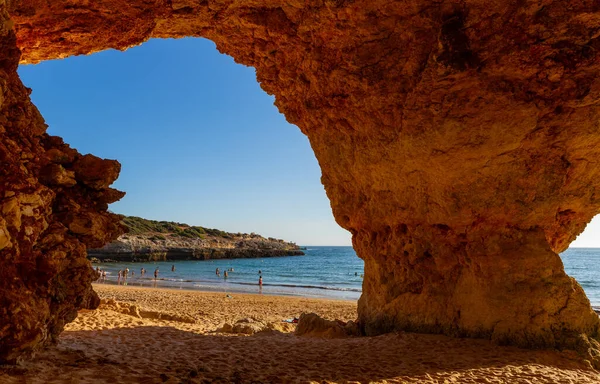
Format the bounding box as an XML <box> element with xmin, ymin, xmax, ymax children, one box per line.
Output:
<box><xmin>16</xmin><ymin>35</ymin><xmax>600</xmax><ymax>312</ymax></box>
<box><xmin>16</xmin><ymin>35</ymin><xmax>362</xmax><ymax>302</ymax></box>
<box><xmin>4</xmin><ymin>0</ymin><xmax>600</xmax><ymax>369</ymax></box>
<box><xmin>18</xmin><ymin>37</ymin><xmax>351</xmax><ymax>248</ymax></box>
<box><xmin>562</xmin><ymin>216</ymin><xmax>600</xmax><ymax>310</ymax></box>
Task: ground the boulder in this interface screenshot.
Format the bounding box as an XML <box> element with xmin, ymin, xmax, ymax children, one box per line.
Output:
<box><xmin>295</xmin><ymin>313</ymin><xmax>360</xmax><ymax>339</ymax></box>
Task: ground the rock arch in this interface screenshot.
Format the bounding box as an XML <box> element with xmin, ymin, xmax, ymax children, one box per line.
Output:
<box><xmin>2</xmin><ymin>0</ymin><xmax>600</xmax><ymax>363</ymax></box>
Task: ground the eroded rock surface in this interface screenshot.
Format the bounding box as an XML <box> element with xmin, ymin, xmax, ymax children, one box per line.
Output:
<box><xmin>3</xmin><ymin>0</ymin><xmax>600</xmax><ymax>363</ymax></box>
<box><xmin>0</xmin><ymin>0</ymin><xmax>124</xmax><ymax>363</ymax></box>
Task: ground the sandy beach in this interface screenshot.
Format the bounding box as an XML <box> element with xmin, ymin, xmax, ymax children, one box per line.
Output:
<box><xmin>0</xmin><ymin>284</ymin><xmax>599</xmax><ymax>383</ymax></box>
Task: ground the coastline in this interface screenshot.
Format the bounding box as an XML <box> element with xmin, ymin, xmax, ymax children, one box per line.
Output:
<box><xmin>90</xmin><ymin>248</ymin><xmax>365</xmax><ymax>301</ymax></box>
<box><xmin>87</xmin><ymin>216</ymin><xmax>305</xmax><ymax>263</ymax></box>
<box><xmin>88</xmin><ymin>248</ymin><xmax>305</xmax><ymax>262</ymax></box>
<box><xmin>92</xmin><ymin>280</ymin><xmax>359</xmax><ymax>302</ymax></box>
<box><xmin>1</xmin><ymin>284</ymin><xmax>599</xmax><ymax>383</ymax></box>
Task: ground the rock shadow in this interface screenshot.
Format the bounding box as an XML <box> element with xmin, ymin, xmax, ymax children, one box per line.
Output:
<box><xmin>1</xmin><ymin>325</ymin><xmax>598</xmax><ymax>383</ymax></box>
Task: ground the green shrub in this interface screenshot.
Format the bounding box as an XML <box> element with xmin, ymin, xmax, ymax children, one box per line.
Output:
<box><xmin>120</xmin><ymin>216</ymin><xmax>232</xmax><ymax>241</ymax></box>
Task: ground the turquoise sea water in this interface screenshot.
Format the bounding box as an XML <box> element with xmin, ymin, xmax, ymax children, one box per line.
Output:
<box><xmin>92</xmin><ymin>246</ymin><xmax>600</xmax><ymax>305</ymax></box>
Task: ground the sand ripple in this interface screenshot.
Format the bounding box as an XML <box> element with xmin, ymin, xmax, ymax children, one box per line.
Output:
<box><xmin>1</xmin><ymin>284</ymin><xmax>598</xmax><ymax>383</ymax></box>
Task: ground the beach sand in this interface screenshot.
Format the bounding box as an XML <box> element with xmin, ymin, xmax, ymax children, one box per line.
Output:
<box><xmin>1</xmin><ymin>284</ymin><xmax>599</xmax><ymax>383</ymax></box>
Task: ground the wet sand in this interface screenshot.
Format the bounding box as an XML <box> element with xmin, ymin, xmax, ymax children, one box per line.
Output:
<box><xmin>1</xmin><ymin>284</ymin><xmax>599</xmax><ymax>383</ymax></box>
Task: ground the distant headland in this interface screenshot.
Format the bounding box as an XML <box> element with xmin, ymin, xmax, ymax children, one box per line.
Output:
<box><xmin>88</xmin><ymin>216</ymin><xmax>304</xmax><ymax>262</ymax></box>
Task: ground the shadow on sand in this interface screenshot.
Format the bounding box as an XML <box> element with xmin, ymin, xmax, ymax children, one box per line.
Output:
<box><xmin>1</xmin><ymin>324</ymin><xmax>599</xmax><ymax>383</ymax></box>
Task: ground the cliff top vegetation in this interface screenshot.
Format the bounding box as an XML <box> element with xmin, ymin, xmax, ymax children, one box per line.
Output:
<box><xmin>120</xmin><ymin>215</ymin><xmax>293</xmax><ymax>244</ymax></box>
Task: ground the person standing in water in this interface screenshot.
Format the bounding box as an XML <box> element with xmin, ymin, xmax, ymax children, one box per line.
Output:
<box><xmin>154</xmin><ymin>268</ymin><xmax>159</xmax><ymax>280</ymax></box>
<box><xmin>224</xmin><ymin>270</ymin><xmax>228</xmax><ymax>279</ymax></box>
<box><xmin>171</xmin><ymin>264</ymin><xmax>175</xmax><ymax>272</ymax></box>
<box><xmin>258</xmin><ymin>275</ymin><xmax>263</xmax><ymax>286</ymax></box>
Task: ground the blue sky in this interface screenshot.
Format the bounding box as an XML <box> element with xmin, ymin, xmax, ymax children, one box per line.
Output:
<box><xmin>17</xmin><ymin>37</ymin><xmax>599</xmax><ymax>248</ymax></box>
<box><xmin>18</xmin><ymin>37</ymin><xmax>352</xmax><ymax>246</ymax></box>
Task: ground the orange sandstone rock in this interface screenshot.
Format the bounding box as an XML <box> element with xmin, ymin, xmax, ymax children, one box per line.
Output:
<box><xmin>0</xmin><ymin>0</ymin><xmax>124</xmax><ymax>363</ymax></box>
<box><xmin>2</xmin><ymin>0</ymin><xmax>600</xmax><ymax>364</ymax></box>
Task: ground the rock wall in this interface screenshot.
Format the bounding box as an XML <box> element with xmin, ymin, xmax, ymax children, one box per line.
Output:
<box><xmin>87</xmin><ymin>216</ymin><xmax>304</xmax><ymax>261</ymax></box>
<box><xmin>3</xmin><ymin>0</ymin><xmax>600</xmax><ymax>362</ymax></box>
<box><xmin>0</xmin><ymin>0</ymin><xmax>124</xmax><ymax>363</ymax></box>
<box><xmin>88</xmin><ymin>235</ymin><xmax>305</xmax><ymax>261</ymax></box>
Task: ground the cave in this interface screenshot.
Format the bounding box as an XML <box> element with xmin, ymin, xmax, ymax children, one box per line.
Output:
<box><xmin>2</xmin><ymin>0</ymin><xmax>600</xmax><ymax>364</ymax></box>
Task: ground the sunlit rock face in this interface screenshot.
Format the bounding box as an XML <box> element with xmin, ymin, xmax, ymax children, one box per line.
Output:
<box><xmin>4</xmin><ymin>0</ymin><xmax>600</xmax><ymax>362</ymax></box>
<box><xmin>0</xmin><ymin>0</ymin><xmax>124</xmax><ymax>363</ymax></box>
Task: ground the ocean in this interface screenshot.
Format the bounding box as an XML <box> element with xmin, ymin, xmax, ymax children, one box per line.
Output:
<box><xmin>561</xmin><ymin>248</ymin><xmax>600</xmax><ymax>308</ymax></box>
<box><xmin>92</xmin><ymin>246</ymin><xmax>600</xmax><ymax>305</ymax></box>
<box><xmin>92</xmin><ymin>246</ymin><xmax>365</xmax><ymax>300</ymax></box>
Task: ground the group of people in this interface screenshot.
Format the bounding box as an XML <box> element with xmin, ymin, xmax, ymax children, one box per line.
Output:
<box><xmin>215</xmin><ymin>267</ymin><xmax>263</xmax><ymax>286</ymax></box>
<box><xmin>215</xmin><ymin>267</ymin><xmax>234</xmax><ymax>278</ymax></box>
<box><xmin>118</xmin><ymin>267</ymin><xmax>133</xmax><ymax>279</ymax></box>
<box><xmin>95</xmin><ymin>267</ymin><xmax>107</xmax><ymax>282</ymax></box>
<box><xmin>94</xmin><ymin>265</ymin><xmax>163</xmax><ymax>285</ymax></box>
<box><xmin>96</xmin><ymin>264</ymin><xmax>265</xmax><ymax>287</ymax></box>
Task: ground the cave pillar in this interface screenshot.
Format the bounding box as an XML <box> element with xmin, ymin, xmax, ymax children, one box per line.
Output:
<box><xmin>299</xmin><ymin>0</ymin><xmax>600</xmax><ymax>354</ymax></box>
<box><xmin>353</xmin><ymin>226</ymin><xmax>599</xmax><ymax>350</ymax></box>
<box><xmin>307</xmin><ymin>64</ymin><xmax>600</xmax><ymax>358</ymax></box>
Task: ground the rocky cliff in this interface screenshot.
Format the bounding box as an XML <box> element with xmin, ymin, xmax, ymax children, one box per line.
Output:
<box><xmin>0</xmin><ymin>0</ymin><xmax>124</xmax><ymax>363</ymax></box>
<box><xmin>88</xmin><ymin>216</ymin><xmax>304</xmax><ymax>261</ymax></box>
<box><xmin>2</xmin><ymin>0</ymin><xmax>600</xmax><ymax>365</ymax></box>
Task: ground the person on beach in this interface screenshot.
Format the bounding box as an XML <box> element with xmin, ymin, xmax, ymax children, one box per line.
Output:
<box><xmin>125</xmin><ymin>268</ymin><xmax>129</xmax><ymax>278</ymax></box>
<box><xmin>258</xmin><ymin>276</ymin><xmax>263</xmax><ymax>286</ymax></box>
<box><xmin>154</xmin><ymin>268</ymin><xmax>159</xmax><ymax>280</ymax></box>
<box><xmin>118</xmin><ymin>270</ymin><xmax>122</xmax><ymax>280</ymax></box>
<box><xmin>141</xmin><ymin>267</ymin><xmax>144</xmax><ymax>276</ymax></box>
